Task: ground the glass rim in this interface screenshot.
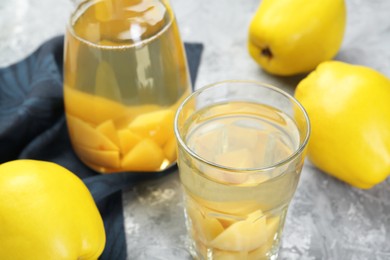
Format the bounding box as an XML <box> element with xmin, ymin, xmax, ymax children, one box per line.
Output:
<box><xmin>174</xmin><ymin>79</ymin><xmax>311</xmax><ymax>172</ymax></box>
<box><xmin>67</xmin><ymin>0</ymin><xmax>175</xmax><ymax>49</ymax></box>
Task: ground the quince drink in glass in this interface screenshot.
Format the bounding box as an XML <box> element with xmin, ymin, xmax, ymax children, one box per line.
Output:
<box><xmin>174</xmin><ymin>81</ymin><xmax>310</xmax><ymax>259</ymax></box>
<box><xmin>64</xmin><ymin>0</ymin><xmax>191</xmax><ymax>173</ymax></box>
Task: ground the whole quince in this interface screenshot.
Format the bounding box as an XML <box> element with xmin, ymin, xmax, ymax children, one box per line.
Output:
<box><xmin>248</xmin><ymin>0</ymin><xmax>346</xmax><ymax>76</ymax></box>
<box><xmin>0</xmin><ymin>160</ymin><xmax>106</xmax><ymax>259</ymax></box>
<box><xmin>295</xmin><ymin>61</ymin><xmax>390</xmax><ymax>189</ymax></box>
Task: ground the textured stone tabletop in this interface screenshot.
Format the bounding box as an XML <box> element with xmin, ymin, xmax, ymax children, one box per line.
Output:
<box><xmin>1</xmin><ymin>0</ymin><xmax>390</xmax><ymax>259</ymax></box>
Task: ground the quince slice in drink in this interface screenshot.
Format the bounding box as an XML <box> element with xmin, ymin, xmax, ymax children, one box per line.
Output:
<box><xmin>94</xmin><ymin>0</ymin><xmax>113</xmax><ymax>22</ymax></box>
<box><xmin>215</xmin><ymin>148</ymin><xmax>256</xmax><ymax>182</ymax></box>
<box><xmin>114</xmin><ymin>104</ymin><xmax>161</xmax><ymax>129</ymax></box>
<box><xmin>223</xmin><ymin>124</ymin><xmax>260</xmax><ymax>152</ymax></box>
<box><xmin>186</xmin><ymin>196</ymin><xmax>224</xmax><ymax>243</ymax></box>
<box><xmin>215</xmin><ymin>148</ymin><xmax>255</xmax><ymax>169</ymax></box>
<box><xmin>211</xmin><ymin>148</ymin><xmax>254</xmax><ymax>185</ymax></box>
<box><xmin>64</xmin><ymin>87</ymin><xmax>128</xmax><ymax>125</ymax></box>
<box><xmin>73</xmin><ymin>144</ymin><xmax>120</xmax><ymax>169</ymax></box>
<box><xmin>261</xmin><ymin>135</ymin><xmax>294</xmax><ymax>167</ymax></box>
<box><xmin>121</xmin><ymin>139</ymin><xmax>164</xmax><ymax>171</ymax></box>
<box><xmin>186</xmin><ymin>195</ymin><xmax>236</xmax><ymax>229</ymax></box>
<box><xmin>128</xmin><ymin>109</ymin><xmax>174</xmax><ymax>146</ymax></box>
<box><xmin>66</xmin><ymin>115</ymin><xmax>118</xmax><ymax>151</ymax></box>
<box><xmin>117</xmin><ymin>129</ymin><xmax>142</xmax><ymax>155</ymax></box>
<box><xmin>248</xmin><ymin>215</ymin><xmax>281</xmax><ymax>259</ymax></box>
<box><xmin>187</xmin><ymin>206</ymin><xmax>224</xmax><ymax>244</ymax></box>
<box><xmin>96</xmin><ymin>119</ymin><xmax>120</xmax><ymax>148</ymax></box>
<box><xmin>211</xmin><ymin>210</ymin><xmax>267</xmax><ymax>252</ymax></box>
<box><xmin>265</xmin><ymin>215</ymin><xmax>281</xmax><ymax>239</ymax></box>
<box><xmin>192</xmin><ymin>127</ymin><xmax>223</xmax><ymax>161</ymax></box>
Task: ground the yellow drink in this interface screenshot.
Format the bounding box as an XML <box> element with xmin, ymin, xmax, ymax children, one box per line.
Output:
<box><xmin>63</xmin><ymin>0</ymin><xmax>191</xmax><ymax>173</ymax></box>
<box><xmin>174</xmin><ymin>81</ymin><xmax>310</xmax><ymax>260</ymax></box>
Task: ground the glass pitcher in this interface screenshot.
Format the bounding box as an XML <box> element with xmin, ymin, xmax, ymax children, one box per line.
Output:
<box><xmin>63</xmin><ymin>0</ymin><xmax>192</xmax><ymax>173</ymax></box>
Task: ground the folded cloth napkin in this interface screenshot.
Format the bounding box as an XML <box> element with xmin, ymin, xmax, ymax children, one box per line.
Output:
<box><xmin>0</xmin><ymin>35</ymin><xmax>203</xmax><ymax>259</ymax></box>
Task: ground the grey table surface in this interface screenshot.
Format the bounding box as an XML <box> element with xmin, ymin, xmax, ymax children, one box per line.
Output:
<box><xmin>1</xmin><ymin>0</ymin><xmax>390</xmax><ymax>259</ymax></box>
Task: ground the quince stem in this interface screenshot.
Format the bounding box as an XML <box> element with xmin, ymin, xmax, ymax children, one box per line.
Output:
<box><xmin>261</xmin><ymin>47</ymin><xmax>273</xmax><ymax>59</ymax></box>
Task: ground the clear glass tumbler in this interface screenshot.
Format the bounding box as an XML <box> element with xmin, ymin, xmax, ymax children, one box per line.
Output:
<box><xmin>174</xmin><ymin>80</ymin><xmax>310</xmax><ymax>259</ymax></box>
<box><xmin>63</xmin><ymin>0</ymin><xmax>191</xmax><ymax>173</ymax></box>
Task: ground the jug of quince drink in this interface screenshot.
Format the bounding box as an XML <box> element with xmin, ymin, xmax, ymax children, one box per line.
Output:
<box><xmin>63</xmin><ymin>0</ymin><xmax>191</xmax><ymax>173</ymax></box>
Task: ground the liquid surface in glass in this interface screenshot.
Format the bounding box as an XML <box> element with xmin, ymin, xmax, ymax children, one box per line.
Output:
<box><xmin>178</xmin><ymin>101</ymin><xmax>302</xmax><ymax>259</ymax></box>
<box><xmin>64</xmin><ymin>0</ymin><xmax>191</xmax><ymax>173</ymax></box>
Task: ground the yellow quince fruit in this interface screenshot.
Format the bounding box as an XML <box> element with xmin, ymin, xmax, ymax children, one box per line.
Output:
<box><xmin>248</xmin><ymin>0</ymin><xmax>346</xmax><ymax>76</ymax></box>
<box><xmin>295</xmin><ymin>61</ymin><xmax>390</xmax><ymax>189</ymax></box>
<box><xmin>0</xmin><ymin>160</ymin><xmax>106</xmax><ymax>259</ymax></box>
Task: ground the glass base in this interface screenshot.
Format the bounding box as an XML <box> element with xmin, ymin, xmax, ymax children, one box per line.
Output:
<box><xmin>188</xmin><ymin>241</ymin><xmax>281</xmax><ymax>260</ymax></box>
<box><xmin>183</xmin><ymin>200</ymin><xmax>287</xmax><ymax>260</ymax></box>
<box><xmin>188</xmin><ymin>234</ymin><xmax>280</xmax><ymax>260</ymax></box>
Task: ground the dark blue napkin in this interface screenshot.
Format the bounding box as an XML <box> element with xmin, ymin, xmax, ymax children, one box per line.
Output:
<box><xmin>0</xmin><ymin>35</ymin><xmax>203</xmax><ymax>259</ymax></box>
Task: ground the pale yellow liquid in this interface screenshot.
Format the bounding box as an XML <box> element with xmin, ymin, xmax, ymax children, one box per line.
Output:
<box><xmin>63</xmin><ymin>0</ymin><xmax>191</xmax><ymax>173</ymax></box>
<box><xmin>178</xmin><ymin>102</ymin><xmax>303</xmax><ymax>259</ymax></box>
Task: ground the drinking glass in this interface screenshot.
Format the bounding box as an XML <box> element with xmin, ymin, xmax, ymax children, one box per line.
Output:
<box><xmin>63</xmin><ymin>0</ymin><xmax>191</xmax><ymax>173</ymax></box>
<box><xmin>174</xmin><ymin>81</ymin><xmax>310</xmax><ymax>259</ymax></box>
